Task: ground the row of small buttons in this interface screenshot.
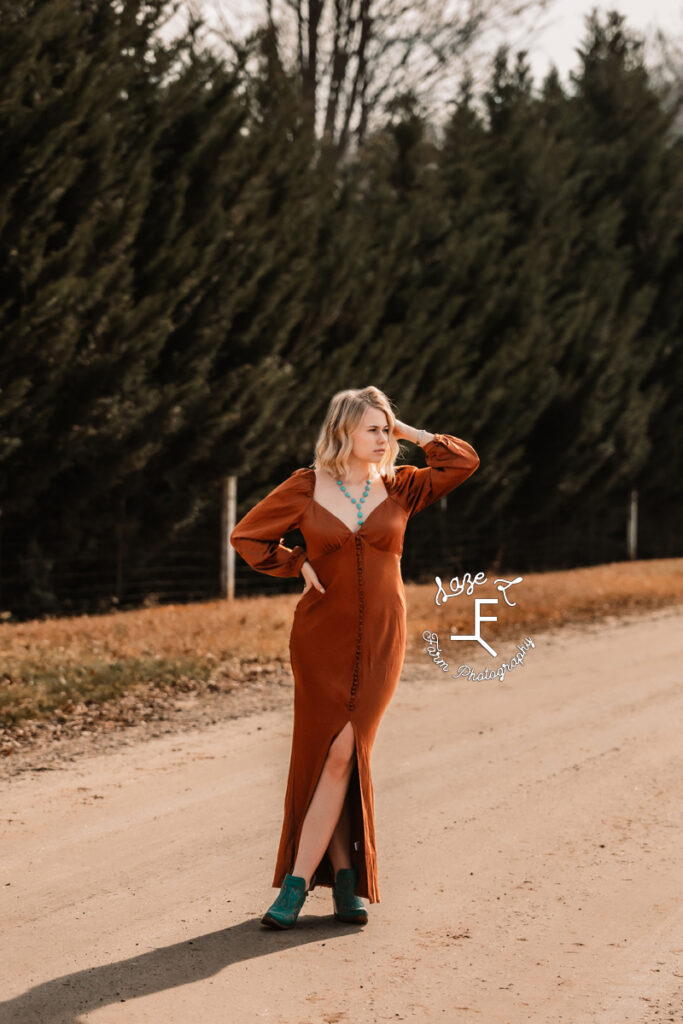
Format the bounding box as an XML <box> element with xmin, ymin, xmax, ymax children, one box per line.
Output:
<box><xmin>348</xmin><ymin>534</ymin><xmax>364</xmax><ymax>712</ymax></box>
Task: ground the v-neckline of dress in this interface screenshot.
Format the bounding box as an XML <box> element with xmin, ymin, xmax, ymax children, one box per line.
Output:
<box><xmin>306</xmin><ymin>469</ymin><xmax>391</xmax><ymax>535</ymax></box>
<box><xmin>311</xmin><ymin>496</ymin><xmax>390</xmax><ymax>535</ymax></box>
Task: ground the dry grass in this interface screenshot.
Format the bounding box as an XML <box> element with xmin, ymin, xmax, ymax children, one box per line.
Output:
<box><xmin>1</xmin><ymin>558</ymin><xmax>682</xmax><ymax>736</ymax></box>
<box><xmin>406</xmin><ymin>557</ymin><xmax>683</xmax><ymax>643</ymax></box>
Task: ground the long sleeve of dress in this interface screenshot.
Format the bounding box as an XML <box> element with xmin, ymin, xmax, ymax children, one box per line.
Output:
<box><xmin>230</xmin><ymin>468</ymin><xmax>311</xmax><ymax>578</ymax></box>
<box><xmin>392</xmin><ymin>432</ymin><xmax>480</xmax><ymax>517</ymax></box>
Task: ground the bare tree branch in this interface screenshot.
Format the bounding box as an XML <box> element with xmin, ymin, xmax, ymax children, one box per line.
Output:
<box><xmin>338</xmin><ymin>0</ymin><xmax>371</xmax><ymax>153</ymax></box>
<box><xmin>203</xmin><ymin>0</ymin><xmax>555</xmax><ymax>154</ymax></box>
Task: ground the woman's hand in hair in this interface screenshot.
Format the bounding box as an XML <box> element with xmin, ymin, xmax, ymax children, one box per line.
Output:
<box><xmin>392</xmin><ymin>418</ymin><xmax>412</xmax><ymax>440</ymax></box>
<box><xmin>392</xmin><ymin>419</ymin><xmax>435</xmax><ymax>446</ymax></box>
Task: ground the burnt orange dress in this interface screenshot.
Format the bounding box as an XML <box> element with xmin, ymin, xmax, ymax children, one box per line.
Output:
<box><xmin>230</xmin><ymin>433</ymin><xmax>479</xmax><ymax>903</ymax></box>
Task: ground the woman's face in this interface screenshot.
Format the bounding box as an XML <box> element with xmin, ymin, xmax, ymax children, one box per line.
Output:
<box><xmin>350</xmin><ymin>408</ymin><xmax>391</xmax><ymax>465</ymax></box>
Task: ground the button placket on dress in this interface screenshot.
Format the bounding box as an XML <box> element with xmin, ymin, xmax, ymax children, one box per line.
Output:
<box><xmin>348</xmin><ymin>532</ymin><xmax>364</xmax><ymax>712</ymax></box>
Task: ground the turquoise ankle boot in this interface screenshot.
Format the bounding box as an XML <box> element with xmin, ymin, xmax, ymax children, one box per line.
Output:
<box><xmin>261</xmin><ymin>873</ymin><xmax>309</xmax><ymax>929</ymax></box>
<box><xmin>332</xmin><ymin>866</ymin><xmax>368</xmax><ymax>924</ymax></box>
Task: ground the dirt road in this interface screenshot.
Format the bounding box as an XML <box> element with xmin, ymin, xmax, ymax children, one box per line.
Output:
<box><xmin>2</xmin><ymin>606</ymin><xmax>682</xmax><ymax>1024</ymax></box>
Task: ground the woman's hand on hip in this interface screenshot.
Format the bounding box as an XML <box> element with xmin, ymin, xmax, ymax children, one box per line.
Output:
<box><xmin>301</xmin><ymin>560</ymin><xmax>326</xmax><ymax>595</ymax></box>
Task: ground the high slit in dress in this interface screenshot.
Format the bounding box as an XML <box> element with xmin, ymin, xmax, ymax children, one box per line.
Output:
<box><xmin>230</xmin><ymin>433</ymin><xmax>480</xmax><ymax>903</ymax></box>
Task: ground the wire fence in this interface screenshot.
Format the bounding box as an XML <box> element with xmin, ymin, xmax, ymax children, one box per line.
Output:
<box><xmin>1</xmin><ymin>485</ymin><xmax>677</xmax><ymax>624</ymax></box>
<box><xmin>0</xmin><ymin>538</ymin><xmax>221</xmax><ymax>620</ymax></box>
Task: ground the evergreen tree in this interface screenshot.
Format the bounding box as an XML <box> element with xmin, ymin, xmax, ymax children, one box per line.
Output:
<box><xmin>522</xmin><ymin>10</ymin><xmax>682</xmax><ymax>549</ymax></box>
<box><xmin>438</xmin><ymin>51</ymin><xmax>583</xmax><ymax>527</ymax></box>
<box><xmin>0</xmin><ymin>0</ymin><xmax>171</xmax><ymax>516</ymax></box>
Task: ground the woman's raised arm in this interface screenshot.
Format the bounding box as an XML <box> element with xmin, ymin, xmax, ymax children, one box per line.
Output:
<box><xmin>390</xmin><ymin>429</ymin><xmax>480</xmax><ymax>517</ymax></box>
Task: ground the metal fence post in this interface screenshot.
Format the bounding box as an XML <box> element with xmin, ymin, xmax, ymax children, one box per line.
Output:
<box><xmin>221</xmin><ymin>475</ymin><xmax>237</xmax><ymax>599</ymax></box>
<box><xmin>627</xmin><ymin>487</ymin><xmax>638</xmax><ymax>560</ymax></box>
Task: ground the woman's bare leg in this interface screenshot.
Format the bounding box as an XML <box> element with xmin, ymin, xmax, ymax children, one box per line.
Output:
<box><xmin>326</xmin><ymin>785</ymin><xmax>353</xmax><ymax>875</ymax></box>
<box><xmin>291</xmin><ymin>722</ymin><xmax>356</xmax><ymax>887</ymax></box>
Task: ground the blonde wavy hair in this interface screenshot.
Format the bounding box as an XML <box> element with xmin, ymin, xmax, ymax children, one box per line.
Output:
<box><xmin>311</xmin><ymin>386</ymin><xmax>402</xmax><ymax>482</ymax></box>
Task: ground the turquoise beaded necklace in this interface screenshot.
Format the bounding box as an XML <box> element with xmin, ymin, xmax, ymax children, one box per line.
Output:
<box><xmin>336</xmin><ymin>475</ymin><xmax>372</xmax><ymax>527</ymax></box>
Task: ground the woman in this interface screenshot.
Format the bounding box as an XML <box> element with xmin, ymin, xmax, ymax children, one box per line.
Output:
<box><xmin>230</xmin><ymin>386</ymin><xmax>479</xmax><ymax>929</ymax></box>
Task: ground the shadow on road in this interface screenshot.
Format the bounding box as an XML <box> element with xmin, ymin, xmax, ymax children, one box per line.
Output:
<box><xmin>1</xmin><ymin>912</ymin><xmax>361</xmax><ymax>1023</ymax></box>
